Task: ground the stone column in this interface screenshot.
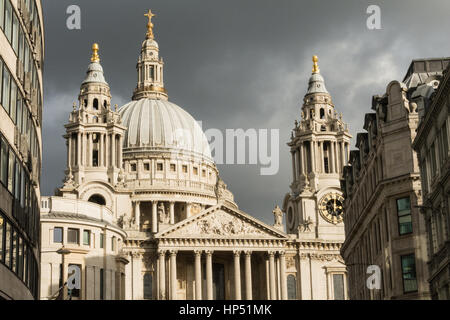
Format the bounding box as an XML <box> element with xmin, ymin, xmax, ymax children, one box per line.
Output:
<box><xmin>170</xmin><ymin>250</ymin><xmax>177</xmax><ymax>300</ymax></box>
<box><xmin>106</xmin><ymin>134</ymin><xmax>110</xmax><ymax>167</ymax></box>
<box><xmin>233</xmin><ymin>250</ymin><xmax>242</xmax><ymax>300</ymax></box>
<box><xmin>67</xmin><ymin>135</ymin><xmax>72</xmax><ymax>168</ymax></box>
<box><xmin>169</xmin><ymin>202</ymin><xmax>175</xmax><ymax>225</ymax></box>
<box><xmin>319</xmin><ymin>142</ymin><xmax>324</xmax><ymax>173</ymax></box>
<box><xmin>111</xmin><ymin>134</ymin><xmax>116</xmax><ymax>168</ymax></box>
<box><xmin>298</xmin><ymin>144</ymin><xmax>303</xmax><ymax>175</ymax></box>
<box><xmin>205</xmin><ymin>250</ymin><xmax>213</xmax><ymax>300</ymax></box>
<box><xmin>77</xmin><ymin>132</ymin><xmax>81</xmax><ymax>166</ymax></box>
<box><xmin>311</xmin><ymin>141</ymin><xmax>316</xmax><ymax>172</ymax></box>
<box><xmin>135</xmin><ymin>201</ymin><xmax>140</xmax><ymax>231</ymax></box>
<box><xmin>269</xmin><ymin>251</ymin><xmax>276</xmax><ymax>300</ymax></box>
<box><xmin>99</xmin><ymin>133</ymin><xmax>103</xmax><ymax>167</ymax></box>
<box><xmin>158</xmin><ymin>250</ymin><xmax>166</xmax><ymax>300</ymax></box>
<box><xmin>265</xmin><ymin>257</ymin><xmax>270</xmax><ymax>300</ymax></box>
<box><xmin>279</xmin><ymin>251</ymin><xmax>288</xmax><ymax>300</ymax></box>
<box><xmin>118</xmin><ymin>135</ymin><xmax>123</xmax><ymax>167</ymax></box>
<box><xmin>186</xmin><ymin>203</ymin><xmax>192</xmax><ymax>218</ymax></box>
<box><xmin>152</xmin><ymin>201</ymin><xmax>158</xmax><ymax>233</ymax></box>
<box><xmin>194</xmin><ymin>250</ymin><xmax>202</xmax><ymax>300</ymax></box>
<box><xmin>88</xmin><ymin>133</ymin><xmax>93</xmax><ymax>167</ymax></box>
<box><xmin>244</xmin><ymin>251</ymin><xmax>252</xmax><ymax>300</ymax></box>
<box><xmin>330</xmin><ymin>141</ymin><xmax>336</xmax><ymax>174</ymax></box>
<box><xmin>291</xmin><ymin>151</ymin><xmax>296</xmax><ymax>183</ymax></box>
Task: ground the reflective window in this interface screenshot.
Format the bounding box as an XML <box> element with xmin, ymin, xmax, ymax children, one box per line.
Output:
<box><xmin>83</xmin><ymin>230</ymin><xmax>90</xmax><ymax>246</ymax></box>
<box><xmin>287</xmin><ymin>275</ymin><xmax>297</xmax><ymax>300</ymax></box>
<box><xmin>67</xmin><ymin>228</ymin><xmax>79</xmax><ymax>244</ymax></box>
<box><xmin>333</xmin><ymin>274</ymin><xmax>345</xmax><ymax>300</ymax></box>
<box><xmin>397</xmin><ymin>197</ymin><xmax>412</xmax><ymax>235</ymax></box>
<box><xmin>143</xmin><ymin>273</ymin><xmax>152</xmax><ymax>299</ymax></box>
<box><xmin>53</xmin><ymin>227</ymin><xmax>63</xmax><ymax>243</ymax></box>
<box><xmin>401</xmin><ymin>254</ymin><xmax>417</xmax><ymax>293</ymax></box>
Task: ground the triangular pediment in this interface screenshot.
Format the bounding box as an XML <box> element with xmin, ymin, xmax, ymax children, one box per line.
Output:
<box><xmin>157</xmin><ymin>203</ymin><xmax>288</xmax><ymax>240</ymax></box>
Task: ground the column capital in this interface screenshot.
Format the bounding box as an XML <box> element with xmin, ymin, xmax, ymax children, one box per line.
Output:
<box><xmin>244</xmin><ymin>250</ymin><xmax>252</xmax><ymax>257</ymax></box>
<box><xmin>158</xmin><ymin>249</ymin><xmax>166</xmax><ymax>257</ymax></box>
<box><xmin>278</xmin><ymin>250</ymin><xmax>286</xmax><ymax>257</ymax></box>
<box><xmin>205</xmin><ymin>250</ymin><xmax>214</xmax><ymax>256</ymax></box>
<box><xmin>169</xmin><ymin>250</ymin><xmax>178</xmax><ymax>256</ymax></box>
<box><xmin>233</xmin><ymin>250</ymin><xmax>241</xmax><ymax>257</ymax></box>
<box><xmin>267</xmin><ymin>250</ymin><xmax>276</xmax><ymax>257</ymax></box>
<box><xmin>194</xmin><ymin>249</ymin><xmax>203</xmax><ymax>256</ymax></box>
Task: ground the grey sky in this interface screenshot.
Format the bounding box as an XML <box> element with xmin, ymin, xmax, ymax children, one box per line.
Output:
<box><xmin>41</xmin><ymin>0</ymin><xmax>450</xmax><ymax>224</ymax></box>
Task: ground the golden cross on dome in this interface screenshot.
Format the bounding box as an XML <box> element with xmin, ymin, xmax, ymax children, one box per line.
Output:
<box><xmin>145</xmin><ymin>9</ymin><xmax>156</xmax><ymax>39</ymax></box>
<box><xmin>312</xmin><ymin>55</ymin><xmax>320</xmax><ymax>73</ymax></box>
<box><xmin>91</xmin><ymin>43</ymin><xmax>100</xmax><ymax>63</ymax></box>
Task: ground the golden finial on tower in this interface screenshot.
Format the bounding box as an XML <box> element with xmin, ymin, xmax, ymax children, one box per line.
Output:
<box><xmin>144</xmin><ymin>9</ymin><xmax>156</xmax><ymax>39</ymax></box>
<box><xmin>91</xmin><ymin>43</ymin><xmax>100</xmax><ymax>62</ymax></box>
<box><xmin>312</xmin><ymin>55</ymin><xmax>320</xmax><ymax>73</ymax></box>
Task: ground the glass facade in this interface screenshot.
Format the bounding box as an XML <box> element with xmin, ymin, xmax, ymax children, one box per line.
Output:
<box><xmin>0</xmin><ymin>0</ymin><xmax>43</xmax><ymax>300</ymax></box>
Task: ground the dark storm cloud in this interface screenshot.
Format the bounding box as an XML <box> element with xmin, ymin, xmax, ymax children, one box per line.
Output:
<box><xmin>41</xmin><ymin>0</ymin><xmax>450</xmax><ymax>224</ymax></box>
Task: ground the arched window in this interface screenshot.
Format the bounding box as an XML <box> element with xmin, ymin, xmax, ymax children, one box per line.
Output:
<box><xmin>287</xmin><ymin>275</ymin><xmax>297</xmax><ymax>300</ymax></box>
<box><xmin>93</xmin><ymin>98</ymin><xmax>99</xmax><ymax>110</ymax></box>
<box><xmin>88</xmin><ymin>194</ymin><xmax>106</xmax><ymax>206</ymax></box>
<box><xmin>143</xmin><ymin>273</ymin><xmax>152</xmax><ymax>299</ymax></box>
<box><xmin>320</xmin><ymin>108</ymin><xmax>325</xmax><ymax>119</ymax></box>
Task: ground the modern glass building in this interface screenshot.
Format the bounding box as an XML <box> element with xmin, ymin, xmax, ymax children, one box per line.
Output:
<box><xmin>0</xmin><ymin>0</ymin><xmax>43</xmax><ymax>300</ymax></box>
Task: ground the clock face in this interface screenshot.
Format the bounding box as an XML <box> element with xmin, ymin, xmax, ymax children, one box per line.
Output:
<box><xmin>319</xmin><ymin>193</ymin><xmax>344</xmax><ymax>224</ymax></box>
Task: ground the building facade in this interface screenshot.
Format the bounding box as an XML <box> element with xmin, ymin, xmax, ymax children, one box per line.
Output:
<box><xmin>0</xmin><ymin>0</ymin><xmax>43</xmax><ymax>300</ymax></box>
<box><xmin>340</xmin><ymin>58</ymin><xmax>450</xmax><ymax>300</ymax></box>
<box><xmin>413</xmin><ymin>60</ymin><xmax>450</xmax><ymax>300</ymax></box>
<box><xmin>40</xmin><ymin>10</ymin><xmax>350</xmax><ymax>300</ymax></box>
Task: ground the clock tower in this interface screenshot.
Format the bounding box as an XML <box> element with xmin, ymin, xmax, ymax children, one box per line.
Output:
<box><xmin>283</xmin><ymin>56</ymin><xmax>352</xmax><ymax>241</ymax></box>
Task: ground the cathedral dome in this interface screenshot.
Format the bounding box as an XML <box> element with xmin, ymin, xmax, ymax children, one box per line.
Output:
<box><xmin>119</xmin><ymin>99</ymin><xmax>213</xmax><ymax>161</ymax></box>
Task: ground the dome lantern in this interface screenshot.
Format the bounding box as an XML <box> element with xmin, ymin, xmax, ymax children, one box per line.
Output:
<box><xmin>132</xmin><ymin>9</ymin><xmax>168</xmax><ymax>101</ymax></box>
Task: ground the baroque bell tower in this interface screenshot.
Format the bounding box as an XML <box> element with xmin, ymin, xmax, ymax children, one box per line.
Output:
<box><xmin>60</xmin><ymin>44</ymin><xmax>126</xmax><ymax>193</ymax></box>
<box><xmin>283</xmin><ymin>56</ymin><xmax>352</xmax><ymax>241</ymax></box>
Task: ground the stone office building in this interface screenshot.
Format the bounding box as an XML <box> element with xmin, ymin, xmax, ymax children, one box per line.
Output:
<box><xmin>0</xmin><ymin>0</ymin><xmax>43</xmax><ymax>300</ymax></box>
<box><xmin>340</xmin><ymin>58</ymin><xmax>450</xmax><ymax>300</ymax></box>
<box><xmin>413</xmin><ymin>60</ymin><xmax>450</xmax><ymax>300</ymax></box>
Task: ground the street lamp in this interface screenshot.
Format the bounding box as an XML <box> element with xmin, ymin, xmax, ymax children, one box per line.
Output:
<box><xmin>56</xmin><ymin>246</ymin><xmax>71</xmax><ymax>300</ymax></box>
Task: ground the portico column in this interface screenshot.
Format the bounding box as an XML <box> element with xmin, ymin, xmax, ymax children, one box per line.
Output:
<box><xmin>296</xmin><ymin>147</ymin><xmax>302</xmax><ymax>178</ymax></box>
<box><xmin>279</xmin><ymin>251</ymin><xmax>288</xmax><ymax>300</ymax></box>
<box><xmin>233</xmin><ymin>250</ymin><xmax>242</xmax><ymax>300</ymax></box>
<box><xmin>269</xmin><ymin>251</ymin><xmax>276</xmax><ymax>300</ymax></box>
<box><xmin>170</xmin><ymin>250</ymin><xmax>177</xmax><ymax>300</ymax></box>
<box><xmin>206</xmin><ymin>251</ymin><xmax>213</xmax><ymax>300</ymax></box>
<box><xmin>169</xmin><ymin>202</ymin><xmax>175</xmax><ymax>225</ymax></box>
<box><xmin>158</xmin><ymin>250</ymin><xmax>166</xmax><ymax>300</ymax></box>
<box><xmin>244</xmin><ymin>251</ymin><xmax>252</xmax><ymax>300</ymax></box>
<box><xmin>194</xmin><ymin>250</ymin><xmax>202</xmax><ymax>300</ymax></box>
<box><xmin>152</xmin><ymin>201</ymin><xmax>158</xmax><ymax>233</ymax></box>
<box><xmin>186</xmin><ymin>203</ymin><xmax>192</xmax><ymax>218</ymax></box>
<box><xmin>135</xmin><ymin>201</ymin><xmax>140</xmax><ymax>231</ymax></box>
